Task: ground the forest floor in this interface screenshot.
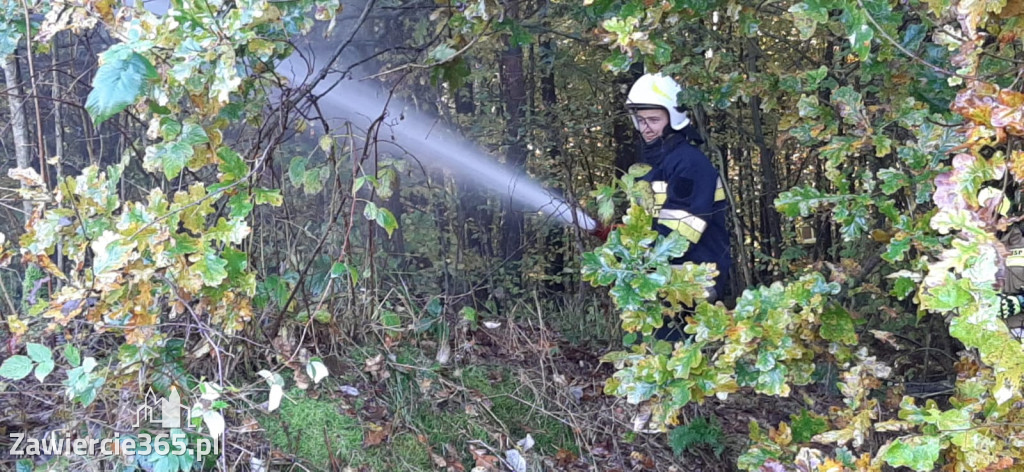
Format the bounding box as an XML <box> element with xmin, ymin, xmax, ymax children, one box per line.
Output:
<box><xmin>248</xmin><ymin>318</ymin><xmax>852</xmax><ymax>472</ymax></box>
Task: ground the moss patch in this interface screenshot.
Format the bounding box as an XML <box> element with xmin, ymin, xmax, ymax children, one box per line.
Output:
<box><xmin>261</xmin><ymin>389</ymin><xmax>362</xmax><ymax>469</ymax></box>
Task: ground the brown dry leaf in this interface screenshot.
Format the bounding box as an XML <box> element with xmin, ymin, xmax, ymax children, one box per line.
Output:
<box><xmin>430</xmin><ymin>449</ymin><xmax>448</xmax><ymax>468</ymax></box>
<box><xmin>238</xmin><ymin>416</ymin><xmax>260</xmax><ymax>432</ymax></box>
<box><xmin>470</xmin><ymin>446</ymin><xmax>500</xmax><ymax>471</ymax></box>
<box><xmin>981</xmin><ymin>456</ymin><xmax>1014</xmax><ymax>471</ymax></box>
<box><xmin>293</xmin><ymin>368</ymin><xmax>311</xmax><ymax>390</ymax></box>
<box><xmin>555</xmin><ymin>449</ymin><xmax>577</xmax><ymax>467</ymax></box>
<box><xmin>363</xmin><ymin>422</ymin><xmax>392</xmax><ymax>447</ymax></box>
<box><xmin>869</xmin><ymin>330</ymin><xmax>904</xmax><ymax>350</ymax></box>
<box><xmin>590</xmin><ymin>443</ymin><xmax>612</xmax><ymax>457</ymax></box>
<box><xmin>7</xmin><ymin>167</ymin><xmax>44</xmax><ymax>187</ymax></box>
<box><xmin>364</xmin><ymin>354</ymin><xmax>390</xmax><ymax>380</ymax></box>
<box><xmin>770</xmin><ymin>422</ymin><xmax>793</xmax><ymax>447</ymax></box>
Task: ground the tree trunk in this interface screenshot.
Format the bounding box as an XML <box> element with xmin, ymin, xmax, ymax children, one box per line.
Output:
<box><xmin>745</xmin><ymin>39</ymin><xmax>783</xmax><ymax>262</ymax></box>
<box><xmin>540</xmin><ymin>40</ymin><xmax>566</xmax><ymax>292</ymax></box>
<box><xmin>499</xmin><ymin>0</ymin><xmax>527</xmax><ymax>261</ymax></box>
<box><xmin>3</xmin><ymin>53</ymin><xmax>32</xmax><ymax>222</ymax></box>
<box><xmin>613</xmin><ymin>65</ymin><xmax>644</xmax><ymax>176</ymax></box>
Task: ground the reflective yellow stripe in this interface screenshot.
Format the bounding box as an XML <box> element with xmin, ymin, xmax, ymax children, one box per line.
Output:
<box><xmin>715</xmin><ymin>177</ymin><xmax>726</xmax><ymax>202</ymax></box>
<box><xmin>661</xmin><ymin>219</ymin><xmax>703</xmax><ymax>243</ymax></box>
<box><xmin>1008</xmin><ymin>255</ymin><xmax>1024</xmax><ymax>267</ymax></box>
<box><xmin>652</xmin><ymin>180</ymin><xmax>668</xmax><ymax>208</ymax></box>
<box><xmin>658</xmin><ymin>208</ymin><xmax>706</xmax><ymax>243</ymax></box>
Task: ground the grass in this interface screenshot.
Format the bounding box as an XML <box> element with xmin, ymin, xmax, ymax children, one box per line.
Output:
<box><xmin>459</xmin><ymin>366</ymin><xmax>577</xmax><ymax>455</ymax></box>
<box><xmin>259</xmin><ymin>343</ymin><xmax>578</xmax><ymax>470</ymax></box>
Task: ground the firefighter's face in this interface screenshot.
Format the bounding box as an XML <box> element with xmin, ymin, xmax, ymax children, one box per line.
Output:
<box><xmin>634</xmin><ymin>109</ymin><xmax>669</xmax><ymax>143</ymax></box>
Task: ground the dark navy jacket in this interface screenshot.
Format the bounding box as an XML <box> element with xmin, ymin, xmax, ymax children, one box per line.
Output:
<box><xmin>638</xmin><ymin>130</ymin><xmax>732</xmax><ymax>295</ymax></box>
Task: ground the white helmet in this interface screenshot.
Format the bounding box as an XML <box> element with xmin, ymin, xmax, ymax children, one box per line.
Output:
<box><xmin>626</xmin><ymin>73</ymin><xmax>691</xmax><ymax>131</ymax></box>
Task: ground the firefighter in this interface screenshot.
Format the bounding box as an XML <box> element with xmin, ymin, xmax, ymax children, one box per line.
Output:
<box><xmin>980</xmin><ymin>187</ymin><xmax>1024</xmax><ymax>336</ymax></box>
<box><xmin>625</xmin><ymin>73</ymin><xmax>732</xmax><ymax>341</ymax></box>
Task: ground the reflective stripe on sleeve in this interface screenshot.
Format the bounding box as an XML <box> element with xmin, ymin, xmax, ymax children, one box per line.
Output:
<box><xmin>658</xmin><ymin>208</ymin><xmax>706</xmax><ymax>243</ymax></box>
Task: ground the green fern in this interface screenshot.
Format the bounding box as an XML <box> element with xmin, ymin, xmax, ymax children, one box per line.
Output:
<box><xmin>669</xmin><ymin>416</ymin><xmax>726</xmax><ymax>458</ymax></box>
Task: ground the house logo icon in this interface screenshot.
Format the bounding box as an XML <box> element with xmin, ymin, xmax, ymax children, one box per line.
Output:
<box><xmin>133</xmin><ymin>388</ymin><xmax>186</xmax><ymax>429</ymax></box>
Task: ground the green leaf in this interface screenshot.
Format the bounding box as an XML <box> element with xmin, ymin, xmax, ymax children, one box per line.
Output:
<box><xmin>179</xmin><ymin>122</ymin><xmax>209</xmax><ymax>147</ymax></box>
<box><xmin>610</xmin><ymin>283</ymin><xmax>644</xmax><ymax>311</ymax></box>
<box><xmin>289</xmin><ymin>157</ymin><xmax>307</xmax><ymax>187</ymax></box>
<box><xmin>64</xmin><ymin>344</ymin><xmax>81</xmax><ymax>367</ymax></box>
<box><xmin>34</xmin><ymin>360</ymin><xmax>54</xmax><ymax>382</ymax></box>
<box><xmin>228</xmin><ymin>192</ymin><xmax>254</xmax><ymax>218</ymax></box>
<box><xmin>602</xmin><ymin>50</ymin><xmax>632</xmax><ymax>73</ymax></box>
<box><xmin>882</xmin><ymin>436</ymin><xmax>942</xmax><ymax>471</ymax></box>
<box><xmin>85</xmin><ymin>49</ymin><xmax>157</xmax><ymax>125</ymax></box>
<box><xmin>91</xmin><ymin>230</ymin><xmax>137</xmax><ymax>274</ymax></box>
<box><xmin>891</xmin><ymin>276</ymin><xmax>916</xmax><ymax>300</ymax></box>
<box><xmin>217</xmin><ymin>147</ymin><xmax>247</xmax><ymax>183</ymax></box>
<box><xmin>0</xmin><ymin>355</ymin><xmax>34</xmax><ymax>380</ymax></box>
<box><xmin>667</xmin><ymin>345</ymin><xmax>701</xmax><ymax>378</ymax></box>
<box><xmin>790</xmin><ymin>409</ymin><xmax>829</xmax><ymax>443</ymax></box>
<box><xmin>253</xmin><ymin>188</ymin><xmax>283</xmax><ymax>206</ymax></box>
<box><xmin>160</xmin><ymin>118</ymin><xmax>182</xmax><ymax>140</ymax></box>
<box><xmin>26</xmin><ymin>343</ymin><xmax>52</xmax><ymax>363</ymax></box>
<box><xmin>843</xmin><ymin>9</ymin><xmax>875</xmax><ymax>60</ymax></box>
<box><xmin>820</xmin><ymin>305</ymin><xmax>858</xmax><ymax>344</ymax></box>
<box><xmin>652</xmin><ymin>39</ymin><xmax>672</xmax><ymax>65</ymax></box>
<box><xmin>193</xmin><ymin>249</ymin><xmax>229</xmax><ymax>286</ymax></box>
<box><xmin>625</xmin><ymin>381</ymin><xmax>658</xmax><ymax>404</ymax></box>
<box><xmin>363</xmin><ymin>201</ymin><xmax>379</xmax><ymax>221</ymax></box>
<box><xmin>920</xmin><ymin>280</ymin><xmax>973</xmax><ymax>312</ymax></box>
<box><xmin>428</xmin><ymin>43</ymin><xmax>458</xmax><ymax>63</ymax></box>
<box><xmin>739</xmin><ymin>11</ymin><xmax>760</xmax><ymax>36</ymax></box>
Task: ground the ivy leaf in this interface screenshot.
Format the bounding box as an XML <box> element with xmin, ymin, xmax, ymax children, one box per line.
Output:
<box><xmin>882</xmin><ymin>436</ymin><xmax>942</xmax><ymax>471</ymax></box>
<box><xmin>0</xmin><ymin>355</ymin><xmax>33</xmax><ymax>380</ymax></box>
<box><xmin>86</xmin><ymin>48</ymin><xmax>157</xmax><ymax>125</ymax></box>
